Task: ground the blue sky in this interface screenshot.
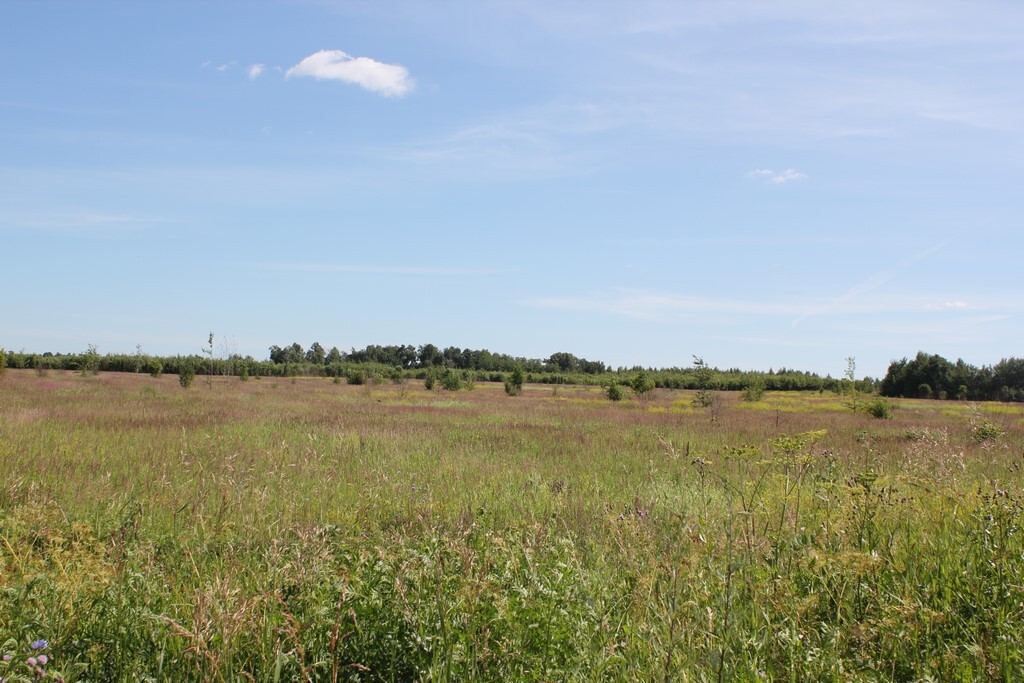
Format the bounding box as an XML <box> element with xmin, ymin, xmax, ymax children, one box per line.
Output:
<box><xmin>3</xmin><ymin>0</ymin><xmax>1022</xmax><ymax>377</ymax></box>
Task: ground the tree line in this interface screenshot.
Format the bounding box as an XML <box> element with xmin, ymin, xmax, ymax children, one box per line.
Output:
<box><xmin>880</xmin><ymin>351</ymin><xmax>1024</xmax><ymax>402</ymax></box>
<box><xmin>6</xmin><ymin>343</ymin><xmax>1024</xmax><ymax>403</ymax></box>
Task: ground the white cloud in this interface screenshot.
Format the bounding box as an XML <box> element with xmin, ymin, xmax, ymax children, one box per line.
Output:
<box><xmin>924</xmin><ymin>300</ymin><xmax>969</xmax><ymax>311</ymax></box>
<box><xmin>215</xmin><ymin>61</ymin><xmax>236</xmax><ymax>72</ymax></box>
<box><xmin>749</xmin><ymin>168</ymin><xmax>808</xmax><ymax>184</ymax></box>
<box><xmin>244</xmin><ymin>262</ymin><xmax>504</xmax><ymax>276</ymax></box>
<box><xmin>286</xmin><ymin>50</ymin><xmax>414</xmax><ymax>97</ymax></box>
<box><xmin>247</xmin><ymin>64</ymin><xmax>265</xmax><ymax>80</ymax></box>
<box><xmin>524</xmin><ymin>289</ymin><xmax>804</xmax><ymax>320</ymax></box>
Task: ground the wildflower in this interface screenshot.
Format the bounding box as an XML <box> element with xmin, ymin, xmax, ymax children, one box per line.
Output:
<box><xmin>26</xmin><ymin>657</ymin><xmax>37</xmax><ymax>667</ymax></box>
<box><xmin>2</xmin><ymin>654</ymin><xmax>10</xmax><ymax>661</ymax></box>
<box><xmin>37</xmin><ymin>655</ymin><xmax>48</xmax><ymax>665</ymax></box>
<box><xmin>30</xmin><ymin>640</ymin><xmax>48</xmax><ymax>650</ymax></box>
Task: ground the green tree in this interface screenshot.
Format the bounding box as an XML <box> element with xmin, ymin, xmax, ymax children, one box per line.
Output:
<box><xmin>305</xmin><ymin>342</ymin><xmax>326</xmax><ymax>365</ymax></box>
<box><xmin>179</xmin><ymin>360</ymin><xmax>195</xmax><ymax>388</ymax></box>
<box><xmin>692</xmin><ymin>356</ymin><xmax>716</xmax><ymax>408</ymax></box>
<box><xmin>80</xmin><ymin>344</ymin><xmax>100</xmax><ymax>377</ymax></box>
<box><xmin>440</xmin><ymin>368</ymin><xmax>462</xmax><ymax>391</ymax></box>
<box><xmin>325</xmin><ymin>346</ymin><xmax>343</xmax><ymax>365</ymax></box>
<box><xmin>504</xmin><ymin>365</ymin><xmax>525</xmax><ymax>396</ymax></box>
<box><xmin>606</xmin><ymin>381</ymin><xmax>624</xmax><ymax>401</ymax></box>
<box><xmin>631</xmin><ymin>371</ymin><xmax>655</xmax><ymax>400</ymax></box>
<box><xmin>0</xmin><ymin>347</ymin><xmax>6</xmax><ymax>379</ymax></box>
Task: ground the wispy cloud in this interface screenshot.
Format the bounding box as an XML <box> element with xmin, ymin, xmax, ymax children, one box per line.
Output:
<box><xmin>1</xmin><ymin>211</ymin><xmax>170</xmax><ymax>233</ymax></box>
<box><xmin>924</xmin><ymin>300</ymin><xmax>969</xmax><ymax>311</ymax></box>
<box><xmin>243</xmin><ymin>262</ymin><xmax>505</xmax><ymax>276</ymax></box>
<box><xmin>247</xmin><ymin>64</ymin><xmax>265</xmax><ymax>80</ymax></box>
<box><xmin>286</xmin><ymin>50</ymin><xmax>414</xmax><ymax>97</ymax></box>
<box><xmin>793</xmin><ymin>241</ymin><xmax>949</xmax><ymax>325</ymax></box>
<box><xmin>749</xmin><ymin>168</ymin><xmax>808</xmax><ymax>184</ymax></box>
<box><xmin>524</xmin><ymin>289</ymin><xmax>804</xmax><ymax>320</ymax></box>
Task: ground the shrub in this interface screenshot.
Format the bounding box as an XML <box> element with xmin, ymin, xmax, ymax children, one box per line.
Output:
<box><xmin>440</xmin><ymin>369</ymin><xmax>462</xmax><ymax>391</ymax></box>
<box><xmin>178</xmin><ymin>361</ymin><xmax>195</xmax><ymax>388</ymax></box>
<box><xmin>918</xmin><ymin>383</ymin><xmax>933</xmax><ymax>399</ymax></box>
<box><xmin>741</xmin><ymin>382</ymin><xmax>765</xmax><ymax>402</ymax></box>
<box><xmin>631</xmin><ymin>372</ymin><xmax>655</xmax><ymax>400</ymax></box>
<box><xmin>606</xmin><ymin>382</ymin><xmax>624</xmax><ymax>401</ymax></box>
<box><xmin>862</xmin><ymin>397</ymin><xmax>894</xmax><ymax>419</ymax></box>
<box><xmin>504</xmin><ymin>366</ymin><xmax>525</xmax><ymax>397</ymax></box>
<box><xmin>144</xmin><ymin>358</ymin><xmax>163</xmax><ymax>378</ymax></box>
<box><xmin>346</xmin><ymin>368</ymin><xmax>367</xmax><ymax>385</ymax></box>
<box><xmin>80</xmin><ymin>344</ymin><xmax>100</xmax><ymax>377</ymax></box>
<box><xmin>971</xmin><ymin>418</ymin><xmax>1002</xmax><ymax>443</ymax></box>
<box><xmin>0</xmin><ymin>348</ymin><xmax>5</xmax><ymax>378</ymax></box>
<box><xmin>424</xmin><ymin>369</ymin><xmax>437</xmax><ymax>391</ymax></box>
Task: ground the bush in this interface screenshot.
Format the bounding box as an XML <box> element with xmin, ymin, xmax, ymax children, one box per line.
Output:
<box><xmin>346</xmin><ymin>368</ymin><xmax>367</xmax><ymax>385</ymax></box>
<box><xmin>862</xmin><ymin>397</ymin><xmax>894</xmax><ymax>419</ymax></box>
<box><xmin>178</xmin><ymin>362</ymin><xmax>195</xmax><ymax>388</ymax></box>
<box><xmin>971</xmin><ymin>418</ymin><xmax>1002</xmax><ymax>443</ymax></box>
<box><xmin>424</xmin><ymin>369</ymin><xmax>437</xmax><ymax>391</ymax></box>
<box><xmin>631</xmin><ymin>372</ymin><xmax>655</xmax><ymax>400</ymax></box>
<box><xmin>504</xmin><ymin>366</ymin><xmax>525</xmax><ymax>397</ymax></box>
<box><xmin>144</xmin><ymin>358</ymin><xmax>163</xmax><ymax>378</ymax></box>
<box><xmin>440</xmin><ymin>369</ymin><xmax>462</xmax><ymax>391</ymax></box>
<box><xmin>741</xmin><ymin>382</ymin><xmax>765</xmax><ymax>402</ymax></box>
<box><xmin>606</xmin><ymin>382</ymin><xmax>624</xmax><ymax>401</ymax></box>
<box><xmin>0</xmin><ymin>348</ymin><xmax>6</xmax><ymax>379</ymax></box>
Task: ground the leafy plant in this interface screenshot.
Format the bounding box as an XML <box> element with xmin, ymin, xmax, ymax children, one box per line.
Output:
<box><xmin>862</xmin><ymin>397</ymin><xmax>894</xmax><ymax>419</ymax></box>
<box><xmin>740</xmin><ymin>381</ymin><xmax>764</xmax><ymax>402</ymax></box>
<box><xmin>80</xmin><ymin>344</ymin><xmax>100</xmax><ymax>377</ymax></box>
<box><xmin>504</xmin><ymin>365</ymin><xmax>525</xmax><ymax>396</ymax></box>
<box><xmin>178</xmin><ymin>360</ymin><xmax>195</xmax><ymax>388</ymax></box>
<box><xmin>0</xmin><ymin>347</ymin><xmax>5</xmax><ymax>378</ymax></box>
<box><xmin>424</xmin><ymin>369</ymin><xmax>437</xmax><ymax>391</ymax></box>
<box><xmin>971</xmin><ymin>418</ymin><xmax>1002</xmax><ymax>442</ymax></box>
<box><xmin>440</xmin><ymin>368</ymin><xmax>463</xmax><ymax>391</ymax></box>
<box><xmin>631</xmin><ymin>371</ymin><xmax>655</xmax><ymax>400</ymax></box>
<box><xmin>144</xmin><ymin>358</ymin><xmax>163</xmax><ymax>378</ymax></box>
<box><xmin>691</xmin><ymin>356</ymin><xmax>716</xmax><ymax>408</ymax></box>
<box><xmin>606</xmin><ymin>382</ymin><xmax>624</xmax><ymax>401</ymax></box>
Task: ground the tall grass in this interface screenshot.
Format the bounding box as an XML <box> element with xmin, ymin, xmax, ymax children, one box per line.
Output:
<box><xmin>1</xmin><ymin>370</ymin><xmax>1022</xmax><ymax>680</ymax></box>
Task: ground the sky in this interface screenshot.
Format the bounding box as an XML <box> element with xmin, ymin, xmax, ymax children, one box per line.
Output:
<box><xmin>2</xmin><ymin>0</ymin><xmax>1023</xmax><ymax>378</ymax></box>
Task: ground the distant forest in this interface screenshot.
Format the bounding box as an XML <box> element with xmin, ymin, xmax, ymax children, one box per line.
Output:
<box><xmin>3</xmin><ymin>343</ymin><xmax>1023</xmax><ymax>402</ymax></box>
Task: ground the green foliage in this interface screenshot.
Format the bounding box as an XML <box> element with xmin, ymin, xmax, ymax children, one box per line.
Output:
<box><xmin>0</xmin><ymin>348</ymin><xmax>6</xmax><ymax>379</ymax></box>
<box><xmin>440</xmin><ymin>368</ymin><xmax>463</xmax><ymax>391</ymax></box>
<box><xmin>80</xmin><ymin>344</ymin><xmax>100</xmax><ymax>377</ymax></box>
<box><xmin>239</xmin><ymin>364</ymin><xmax>249</xmax><ymax>382</ymax></box>
<box><xmin>971</xmin><ymin>418</ymin><xmax>1003</xmax><ymax>442</ymax></box>
<box><xmin>144</xmin><ymin>358</ymin><xmax>163</xmax><ymax>378</ymax></box>
<box><xmin>740</xmin><ymin>381</ymin><xmax>765</xmax><ymax>402</ymax></box>
<box><xmin>606</xmin><ymin>382</ymin><xmax>624</xmax><ymax>401</ymax></box>
<box><xmin>178</xmin><ymin>361</ymin><xmax>195</xmax><ymax>388</ymax></box>
<box><xmin>504</xmin><ymin>365</ymin><xmax>525</xmax><ymax>396</ymax></box>
<box><xmin>346</xmin><ymin>368</ymin><xmax>367</xmax><ymax>385</ymax></box>
<box><xmin>424</xmin><ymin>369</ymin><xmax>437</xmax><ymax>391</ymax></box>
<box><xmin>630</xmin><ymin>371</ymin><xmax>655</xmax><ymax>399</ymax></box>
<box><xmin>862</xmin><ymin>397</ymin><xmax>894</xmax><ymax>419</ymax></box>
<box><xmin>691</xmin><ymin>356</ymin><xmax>716</xmax><ymax>408</ymax></box>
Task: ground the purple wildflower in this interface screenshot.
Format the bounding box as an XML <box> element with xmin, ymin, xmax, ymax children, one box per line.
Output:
<box><xmin>26</xmin><ymin>657</ymin><xmax>37</xmax><ymax>667</ymax></box>
<box><xmin>30</xmin><ymin>640</ymin><xmax>47</xmax><ymax>650</ymax></box>
<box><xmin>36</xmin><ymin>654</ymin><xmax>48</xmax><ymax>665</ymax></box>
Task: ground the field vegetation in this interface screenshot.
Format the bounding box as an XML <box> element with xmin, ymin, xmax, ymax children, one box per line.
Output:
<box><xmin>1</xmin><ymin>368</ymin><xmax>1023</xmax><ymax>680</ymax></box>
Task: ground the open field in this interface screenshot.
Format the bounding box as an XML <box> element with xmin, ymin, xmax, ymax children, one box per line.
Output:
<box><xmin>2</xmin><ymin>368</ymin><xmax>1023</xmax><ymax>681</ymax></box>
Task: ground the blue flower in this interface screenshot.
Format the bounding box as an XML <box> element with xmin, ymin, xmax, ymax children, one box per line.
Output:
<box><xmin>30</xmin><ymin>640</ymin><xmax>48</xmax><ymax>650</ymax></box>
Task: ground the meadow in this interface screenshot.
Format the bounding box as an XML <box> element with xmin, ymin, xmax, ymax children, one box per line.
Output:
<box><xmin>1</xmin><ymin>369</ymin><xmax>1022</xmax><ymax>681</ymax></box>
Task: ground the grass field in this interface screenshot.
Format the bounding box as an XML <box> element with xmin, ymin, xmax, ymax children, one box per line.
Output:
<box><xmin>2</xmin><ymin>369</ymin><xmax>1023</xmax><ymax>681</ymax></box>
